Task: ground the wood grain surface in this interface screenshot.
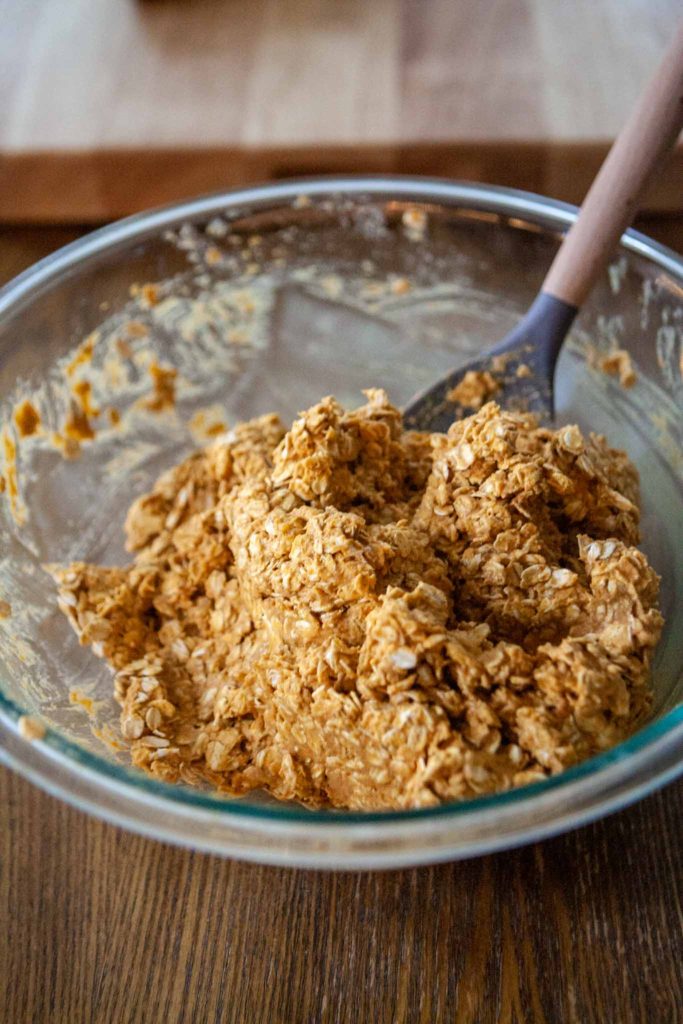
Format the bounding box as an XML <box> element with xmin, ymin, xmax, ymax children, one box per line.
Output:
<box><xmin>1</xmin><ymin>225</ymin><xmax>682</xmax><ymax>1023</ymax></box>
<box><xmin>1</xmin><ymin>0</ymin><xmax>682</xmax><ymax>221</ymax></box>
<box><xmin>2</xmin><ymin>767</ymin><xmax>682</xmax><ymax>1024</ymax></box>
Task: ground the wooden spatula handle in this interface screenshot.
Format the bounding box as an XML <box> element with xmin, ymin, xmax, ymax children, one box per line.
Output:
<box><xmin>543</xmin><ymin>19</ymin><xmax>683</xmax><ymax>308</ymax></box>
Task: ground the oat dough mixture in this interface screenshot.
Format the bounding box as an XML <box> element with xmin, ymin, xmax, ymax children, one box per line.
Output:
<box><xmin>53</xmin><ymin>392</ymin><xmax>663</xmax><ymax>810</ymax></box>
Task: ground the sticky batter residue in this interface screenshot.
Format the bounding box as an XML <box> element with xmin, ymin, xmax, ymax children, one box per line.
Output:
<box><xmin>14</xmin><ymin>401</ymin><xmax>41</xmax><ymax>438</ymax></box>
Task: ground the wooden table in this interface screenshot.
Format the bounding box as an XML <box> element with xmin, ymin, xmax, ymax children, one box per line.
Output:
<box><xmin>2</xmin><ymin>0</ymin><xmax>682</xmax><ymax>222</ymax></box>
<box><xmin>1</xmin><ymin>225</ymin><xmax>682</xmax><ymax>1023</ymax></box>
<box><xmin>2</xmin><ymin>768</ymin><xmax>682</xmax><ymax>1024</ymax></box>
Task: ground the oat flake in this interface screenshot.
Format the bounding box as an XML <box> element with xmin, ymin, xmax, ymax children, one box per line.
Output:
<box><xmin>50</xmin><ymin>393</ymin><xmax>662</xmax><ymax>810</ymax></box>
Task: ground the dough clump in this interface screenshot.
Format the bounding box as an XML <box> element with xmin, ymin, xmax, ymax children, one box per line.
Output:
<box><xmin>53</xmin><ymin>391</ymin><xmax>663</xmax><ymax>810</ymax></box>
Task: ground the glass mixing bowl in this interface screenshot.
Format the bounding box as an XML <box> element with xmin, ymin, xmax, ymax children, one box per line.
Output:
<box><xmin>0</xmin><ymin>179</ymin><xmax>681</xmax><ymax>869</ymax></box>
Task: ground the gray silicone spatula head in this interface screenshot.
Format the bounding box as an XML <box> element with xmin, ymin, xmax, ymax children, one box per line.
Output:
<box><xmin>403</xmin><ymin>20</ymin><xmax>683</xmax><ymax>433</ymax></box>
<box><xmin>403</xmin><ymin>293</ymin><xmax>577</xmax><ymax>432</ymax></box>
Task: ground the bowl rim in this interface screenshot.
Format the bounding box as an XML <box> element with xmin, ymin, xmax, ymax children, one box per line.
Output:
<box><xmin>1</xmin><ymin>176</ymin><xmax>682</xmax><ymax>866</ymax></box>
<box><xmin>3</xmin><ymin>176</ymin><xmax>683</xmax><ymax>317</ymax></box>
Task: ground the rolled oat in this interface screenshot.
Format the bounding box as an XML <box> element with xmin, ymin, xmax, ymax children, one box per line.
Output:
<box><xmin>51</xmin><ymin>392</ymin><xmax>663</xmax><ymax>810</ymax></box>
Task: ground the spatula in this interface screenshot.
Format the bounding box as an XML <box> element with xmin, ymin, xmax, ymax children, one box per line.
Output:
<box><xmin>404</xmin><ymin>20</ymin><xmax>683</xmax><ymax>432</ymax></box>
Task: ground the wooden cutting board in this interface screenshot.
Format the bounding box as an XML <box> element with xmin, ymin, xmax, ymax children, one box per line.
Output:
<box><xmin>1</xmin><ymin>0</ymin><xmax>681</xmax><ymax>223</ymax></box>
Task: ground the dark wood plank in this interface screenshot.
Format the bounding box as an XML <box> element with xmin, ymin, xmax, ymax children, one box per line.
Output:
<box><xmin>1</xmin><ymin>767</ymin><xmax>682</xmax><ymax>1024</ymax></box>
<box><xmin>2</xmin><ymin>144</ymin><xmax>683</xmax><ymax>224</ymax></box>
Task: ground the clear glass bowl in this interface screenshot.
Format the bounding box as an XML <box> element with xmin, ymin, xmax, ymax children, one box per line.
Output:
<box><xmin>0</xmin><ymin>178</ymin><xmax>681</xmax><ymax>869</ymax></box>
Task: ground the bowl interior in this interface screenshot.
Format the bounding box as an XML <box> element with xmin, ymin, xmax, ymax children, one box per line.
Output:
<box><xmin>1</xmin><ymin>183</ymin><xmax>682</xmax><ymax>820</ymax></box>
